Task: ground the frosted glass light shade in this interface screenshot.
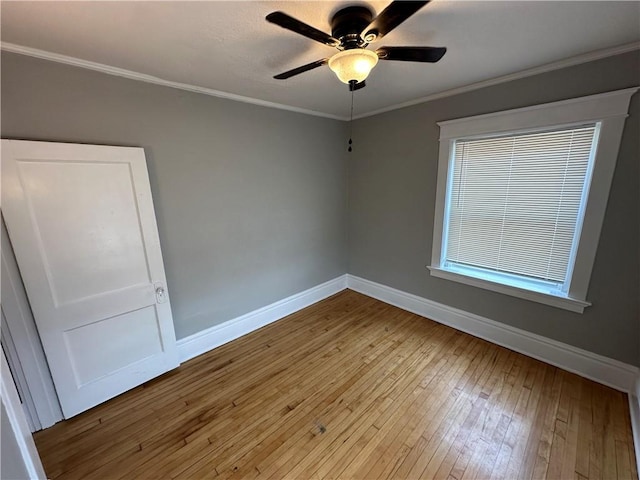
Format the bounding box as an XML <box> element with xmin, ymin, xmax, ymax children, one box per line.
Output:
<box><xmin>328</xmin><ymin>49</ymin><xmax>379</xmax><ymax>84</ymax></box>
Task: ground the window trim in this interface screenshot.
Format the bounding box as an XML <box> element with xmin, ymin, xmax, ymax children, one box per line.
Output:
<box><xmin>429</xmin><ymin>87</ymin><xmax>638</xmax><ymax>313</ymax></box>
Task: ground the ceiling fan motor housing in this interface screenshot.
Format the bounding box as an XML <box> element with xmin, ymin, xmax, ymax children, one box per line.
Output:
<box><xmin>331</xmin><ymin>6</ymin><xmax>374</xmax><ymax>48</ymax></box>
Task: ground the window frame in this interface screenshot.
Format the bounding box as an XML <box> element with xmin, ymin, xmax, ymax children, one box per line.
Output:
<box><xmin>429</xmin><ymin>87</ymin><xmax>638</xmax><ymax>313</ymax></box>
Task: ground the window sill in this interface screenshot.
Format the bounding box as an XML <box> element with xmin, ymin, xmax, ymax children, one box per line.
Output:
<box><xmin>427</xmin><ymin>266</ymin><xmax>591</xmax><ymax>313</ymax></box>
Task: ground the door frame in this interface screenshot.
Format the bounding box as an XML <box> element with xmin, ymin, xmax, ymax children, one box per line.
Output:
<box><xmin>2</xmin><ymin>312</ymin><xmax>41</xmax><ymax>431</ymax></box>
<box><xmin>1</xmin><ymin>346</ymin><xmax>47</xmax><ymax>479</ymax></box>
<box><xmin>1</xmin><ymin>215</ymin><xmax>63</xmax><ymax>430</ymax></box>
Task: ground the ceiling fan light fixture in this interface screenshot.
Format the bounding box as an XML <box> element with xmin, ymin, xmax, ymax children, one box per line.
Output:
<box><xmin>328</xmin><ymin>49</ymin><xmax>379</xmax><ymax>84</ymax></box>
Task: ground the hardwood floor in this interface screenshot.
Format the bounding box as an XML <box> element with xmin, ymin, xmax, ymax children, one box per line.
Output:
<box><xmin>34</xmin><ymin>290</ymin><xmax>637</xmax><ymax>479</ymax></box>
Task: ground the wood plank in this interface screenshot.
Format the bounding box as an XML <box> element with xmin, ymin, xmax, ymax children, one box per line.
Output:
<box><xmin>51</xmin><ymin>293</ymin><xmax>386</xmax><ymax>478</ymax></box>
<box><xmin>252</xmin><ymin>317</ymin><xmax>455</xmax><ymax>480</ymax></box>
<box><xmin>370</xmin><ymin>342</ymin><xmax>499</xmax><ymax>478</ymax></box>
<box><xmin>31</xmin><ymin>290</ymin><xmax>637</xmax><ymax>480</ymax></box>
<box><xmin>575</xmin><ymin>378</ymin><xmax>593</xmax><ymax>478</ymax></box>
<box><xmin>467</xmin><ymin>352</ymin><xmax>526</xmax><ymax>479</ymax></box>
<box><xmin>337</xmin><ymin>337</ymin><xmax>491</xmax><ymax>479</ymax></box>
<box><xmin>182</xmin><ymin>307</ymin><xmax>423</xmax><ymax>479</ymax></box>
<box><xmin>351</xmin><ymin>340</ymin><xmax>498</xmax><ymax>478</ymax></box>
<box><xmin>116</xmin><ymin>300</ymin><xmax>404</xmax><ymax>479</ymax></box>
<box><xmin>441</xmin><ymin>349</ymin><xmax>516</xmax><ymax>480</ymax></box>
<box><xmin>559</xmin><ymin>374</ymin><xmax>582</xmax><ymax>480</ymax></box>
<box><xmin>267</xmin><ymin>322</ymin><xmax>461</xmax><ymax>480</ymax></box>
<box><xmin>489</xmin><ymin>370</ymin><xmax>535</xmax><ymax>480</ymax></box>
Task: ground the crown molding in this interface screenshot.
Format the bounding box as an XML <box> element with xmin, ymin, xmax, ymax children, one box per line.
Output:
<box><xmin>353</xmin><ymin>41</ymin><xmax>640</xmax><ymax>120</ymax></box>
<box><xmin>0</xmin><ymin>42</ymin><xmax>347</xmax><ymax>121</ymax></box>
<box><xmin>2</xmin><ymin>41</ymin><xmax>638</xmax><ymax>122</ymax></box>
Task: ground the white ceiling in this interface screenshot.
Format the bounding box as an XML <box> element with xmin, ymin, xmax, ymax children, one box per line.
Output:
<box><xmin>1</xmin><ymin>1</ymin><xmax>639</xmax><ymax>119</ymax></box>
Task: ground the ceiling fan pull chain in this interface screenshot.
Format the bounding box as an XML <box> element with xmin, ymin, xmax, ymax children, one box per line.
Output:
<box><xmin>348</xmin><ymin>81</ymin><xmax>355</xmax><ymax>152</ymax></box>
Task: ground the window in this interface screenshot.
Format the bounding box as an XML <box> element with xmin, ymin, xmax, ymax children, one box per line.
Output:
<box><xmin>429</xmin><ymin>88</ymin><xmax>637</xmax><ymax>312</ymax></box>
<box><xmin>445</xmin><ymin>125</ymin><xmax>598</xmax><ymax>295</ymax></box>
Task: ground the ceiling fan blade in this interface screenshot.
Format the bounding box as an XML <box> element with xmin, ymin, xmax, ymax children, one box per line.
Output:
<box><xmin>266</xmin><ymin>12</ymin><xmax>339</xmax><ymax>47</ymax></box>
<box><xmin>376</xmin><ymin>46</ymin><xmax>446</xmax><ymax>62</ymax></box>
<box><xmin>273</xmin><ymin>59</ymin><xmax>329</xmax><ymax>80</ymax></box>
<box><xmin>362</xmin><ymin>1</ymin><xmax>430</xmax><ymax>42</ymax></box>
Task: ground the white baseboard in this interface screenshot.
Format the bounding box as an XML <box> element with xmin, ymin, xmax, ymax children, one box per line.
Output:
<box><xmin>346</xmin><ymin>274</ymin><xmax>639</xmax><ymax>393</ymax></box>
<box><xmin>177</xmin><ymin>275</ymin><xmax>347</xmax><ymax>363</ymax></box>
<box><xmin>177</xmin><ymin>272</ymin><xmax>638</xmax><ymax>394</ymax></box>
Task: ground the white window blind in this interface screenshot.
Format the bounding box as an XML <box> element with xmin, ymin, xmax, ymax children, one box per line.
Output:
<box><xmin>444</xmin><ymin>124</ymin><xmax>598</xmax><ymax>288</ymax></box>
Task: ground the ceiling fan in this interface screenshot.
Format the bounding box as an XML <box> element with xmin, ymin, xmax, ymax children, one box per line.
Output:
<box><xmin>266</xmin><ymin>1</ymin><xmax>446</xmax><ymax>90</ymax></box>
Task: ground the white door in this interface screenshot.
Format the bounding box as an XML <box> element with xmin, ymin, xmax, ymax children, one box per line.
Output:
<box><xmin>2</xmin><ymin>140</ymin><xmax>179</xmax><ymax>418</ymax></box>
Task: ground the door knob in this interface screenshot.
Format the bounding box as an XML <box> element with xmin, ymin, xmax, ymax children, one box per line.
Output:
<box><xmin>154</xmin><ymin>283</ymin><xmax>167</xmax><ymax>304</ymax></box>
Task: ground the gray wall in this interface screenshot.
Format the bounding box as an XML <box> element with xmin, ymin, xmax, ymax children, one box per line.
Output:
<box><xmin>2</xmin><ymin>50</ymin><xmax>638</xmax><ymax>365</ymax></box>
<box><xmin>1</xmin><ymin>52</ymin><xmax>348</xmax><ymax>339</ymax></box>
<box><xmin>349</xmin><ymin>51</ymin><xmax>640</xmax><ymax>365</ymax></box>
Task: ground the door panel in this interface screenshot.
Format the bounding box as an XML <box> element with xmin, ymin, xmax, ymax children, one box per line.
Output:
<box><xmin>64</xmin><ymin>305</ymin><xmax>164</xmax><ymax>386</ymax></box>
<box><xmin>17</xmin><ymin>160</ymin><xmax>151</xmax><ymax>306</ymax></box>
<box><xmin>2</xmin><ymin>140</ymin><xmax>179</xmax><ymax>418</ymax></box>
